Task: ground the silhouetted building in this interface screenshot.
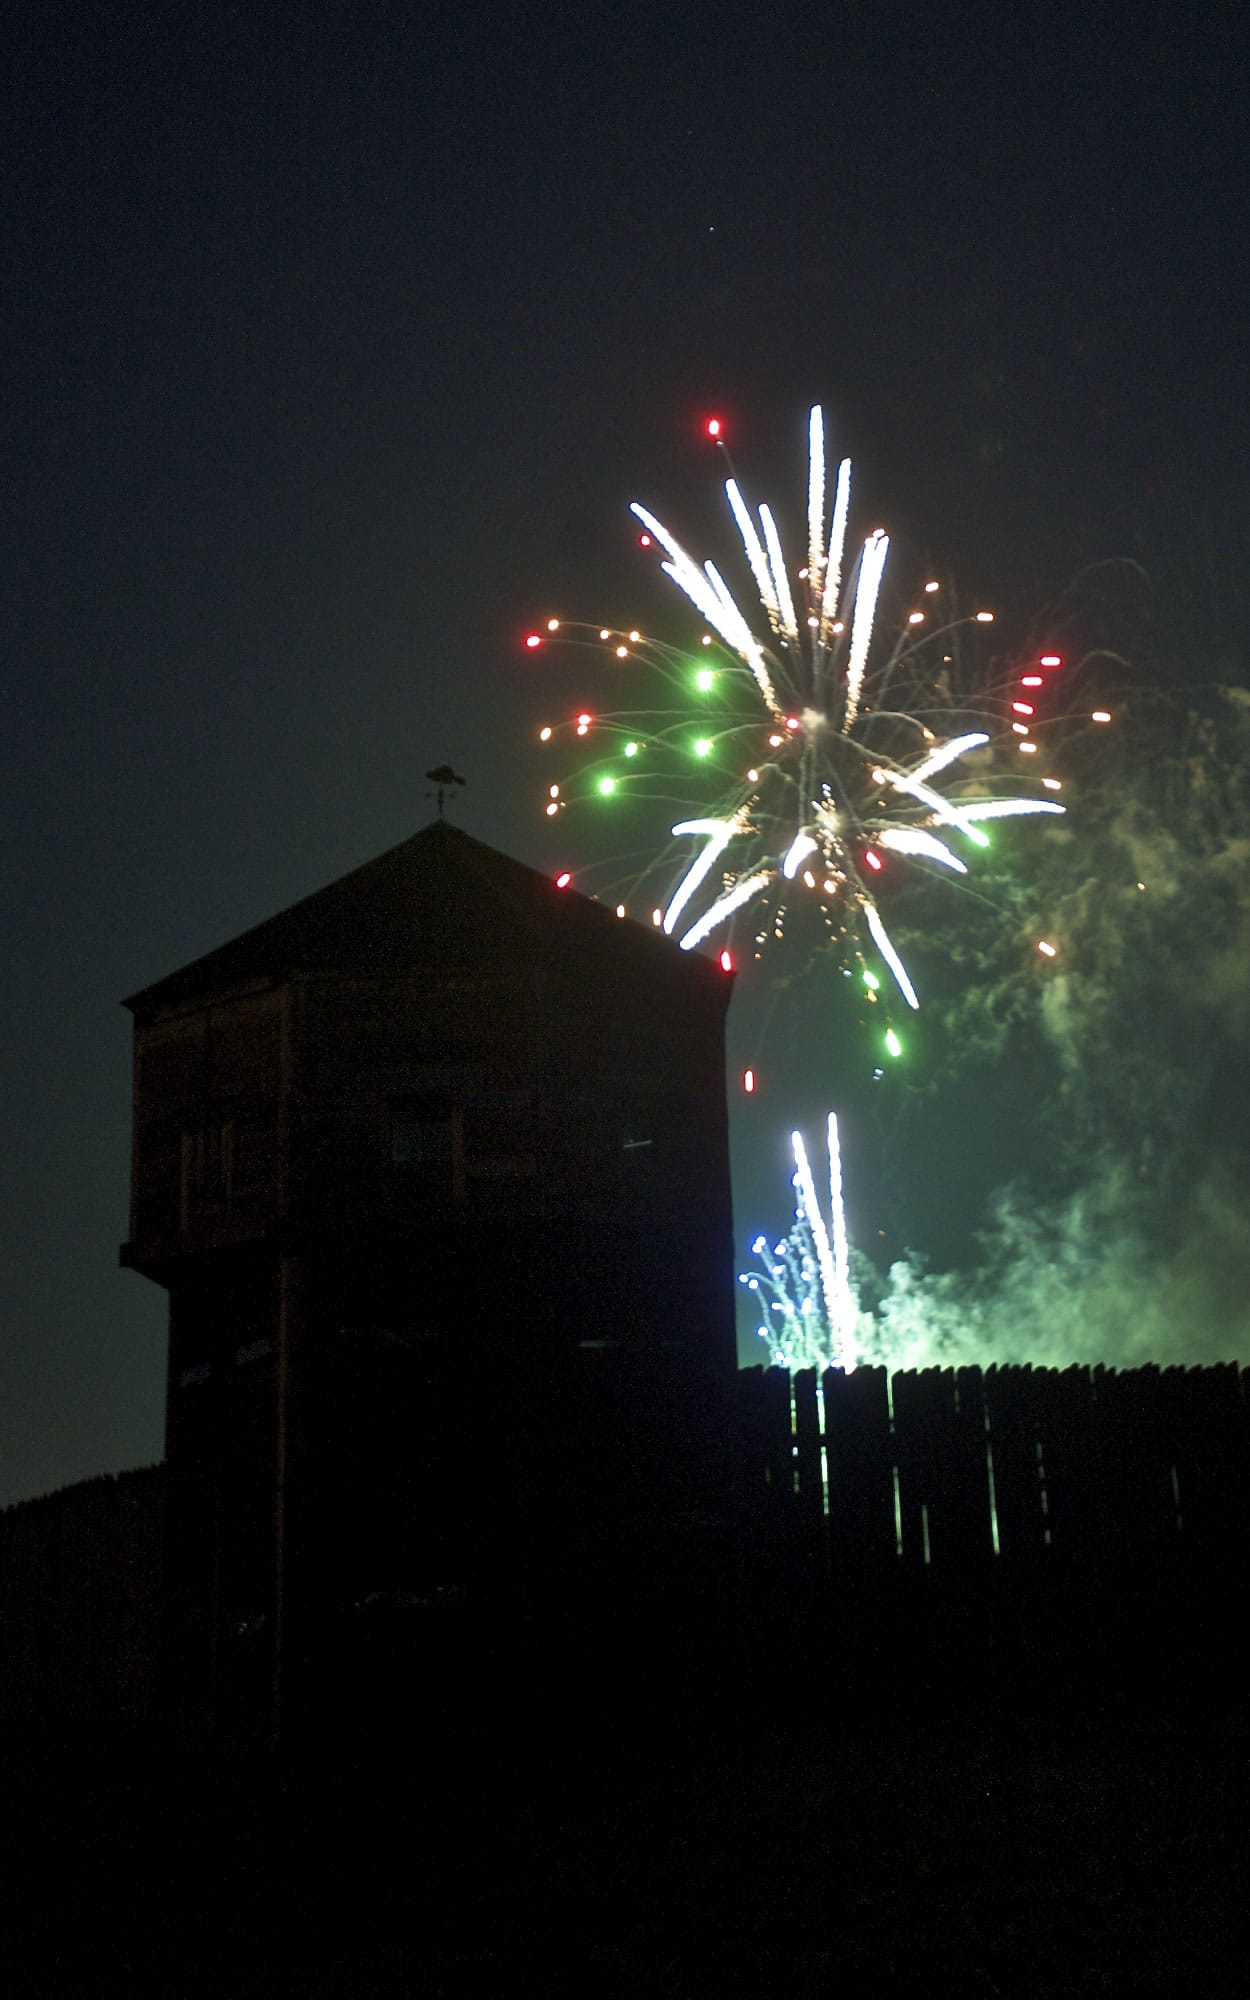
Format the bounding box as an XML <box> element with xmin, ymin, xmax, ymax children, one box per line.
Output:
<box><xmin>119</xmin><ymin>821</ymin><xmax>736</xmax><ymax>1734</ymax></box>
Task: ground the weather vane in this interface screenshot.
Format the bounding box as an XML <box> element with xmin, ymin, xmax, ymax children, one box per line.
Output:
<box><xmin>426</xmin><ymin>766</ymin><xmax>467</xmax><ymax>820</ymax></box>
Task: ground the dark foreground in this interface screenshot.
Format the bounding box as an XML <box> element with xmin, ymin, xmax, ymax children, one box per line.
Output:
<box><xmin>5</xmin><ymin>1602</ymin><xmax>1248</xmax><ymax>1997</ymax></box>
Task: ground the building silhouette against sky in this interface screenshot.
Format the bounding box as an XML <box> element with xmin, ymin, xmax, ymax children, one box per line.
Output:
<box><xmin>119</xmin><ymin>820</ymin><xmax>737</xmax><ymax>1733</ymax></box>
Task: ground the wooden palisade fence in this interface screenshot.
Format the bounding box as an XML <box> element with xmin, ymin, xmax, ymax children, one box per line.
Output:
<box><xmin>732</xmin><ymin>1362</ymin><xmax>1250</xmax><ymax>1691</ymax></box>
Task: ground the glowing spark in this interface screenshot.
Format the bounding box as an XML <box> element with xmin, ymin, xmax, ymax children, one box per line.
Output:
<box><xmin>792</xmin><ymin>1130</ymin><xmax>838</xmax><ymax>1342</ymax></box>
<box><xmin>880</xmin><ymin>767</ymin><xmax>992</xmax><ymax>846</ymax></box>
<box><xmin>807</xmin><ymin>405</ymin><xmax>825</xmax><ymax>590</ymax></box>
<box><xmin>955</xmin><ymin>799</ymin><xmax>1065</xmax><ymax>822</ymax></box>
<box><xmin>759</xmin><ymin>504</ymin><xmax>799</xmax><ymax>642</ymax></box>
<box><xmin>725</xmin><ymin>480</ymin><xmax>782</xmax><ymax>636</ymax></box>
<box><xmin>864</xmin><ymin>902</ymin><xmax>920</xmax><ymax>1009</ymax></box>
<box><xmin>907</xmin><ymin>731</ymin><xmax>989</xmax><ymax>784</ymax></box>
<box><xmin>1037</xmin><ymin>939</ymin><xmax>1057</xmax><ymax>957</ymax></box>
<box><xmin>843</xmin><ymin>530</ymin><xmax>889</xmax><ymax>728</ymax></box>
<box><xmin>827</xmin><ymin>1112</ymin><xmax>855</xmax><ymax>1355</ymax></box>
<box><xmin>678</xmin><ymin>869</ymin><xmax>775</xmax><ymax>950</ymax></box>
<box><xmin>876</xmin><ymin>828</ymin><xmax>968</xmax><ymax>873</ymax></box>
<box><xmin>819</xmin><ymin>457</ymin><xmax>852</xmax><ymax>639</ymax></box>
<box><xmin>783</xmin><ymin>833</ymin><xmax>818</xmax><ymax>879</ymax></box>
<box><xmin>664</xmin><ymin>813</ymin><xmax>746</xmax><ymax>935</ymax></box>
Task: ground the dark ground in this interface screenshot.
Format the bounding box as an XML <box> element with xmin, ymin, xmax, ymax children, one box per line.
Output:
<box><xmin>6</xmin><ymin>1606</ymin><xmax>1248</xmax><ymax>1997</ymax></box>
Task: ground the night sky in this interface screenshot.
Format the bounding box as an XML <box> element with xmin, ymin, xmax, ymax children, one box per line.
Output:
<box><xmin>6</xmin><ymin>2</ymin><xmax>1249</xmax><ymax>1505</ymax></box>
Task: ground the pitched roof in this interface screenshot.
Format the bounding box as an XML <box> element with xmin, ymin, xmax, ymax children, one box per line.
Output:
<box><xmin>124</xmin><ymin>821</ymin><xmax>727</xmax><ymax>1016</ymax></box>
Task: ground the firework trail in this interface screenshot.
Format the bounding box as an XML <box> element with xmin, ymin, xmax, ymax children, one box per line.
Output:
<box><xmin>531</xmin><ymin>408</ymin><xmax>1076</xmax><ymax>1030</ymax></box>
<box><xmin>741</xmin><ymin>1112</ymin><xmax>860</xmax><ymax>1371</ymax></box>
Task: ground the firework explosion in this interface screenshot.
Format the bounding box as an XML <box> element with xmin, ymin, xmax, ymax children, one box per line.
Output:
<box><xmin>531</xmin><ymin>407</ymin><xmax>1084</xmax><ymax>1033</ymax></box>
<box><xmin>741</xmin><ymin>1111</ymin><xmax>861</xmax><ymax>1371</ymax></box>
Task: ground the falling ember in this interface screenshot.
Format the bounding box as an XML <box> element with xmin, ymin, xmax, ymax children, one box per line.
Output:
<box><xmin>525</xmin><ymin>634</ymin><xmax>542</xmax><ymax>649</ymax></box>
<box><xmin>546</xmin><ymin>618</ymin><xmax>560</xmax><ymax>632</ymax></box>
<box><xmin>1037</xmin><ymin>939</ymin><xmax>1057</xmax><ymax>957</ymax></box>
<box><xmin>555</xmin><ymin>871</ymin><xmax>572</xmax><ymax>888</ymax></box>
<box><xmin>539</xmin><ymin>726</ymin><xmax>553</xmax><ymax>741</ymax></box>
<box><xmin>1092</xmin><ymin>710</ymin><xmax>1112</xmax><ymax>723</ymax></box>
<box><xmin>743</xmin><ymin>1068</ymin><xmax>755</xmax><ymax>1093</ymax></box>
<box><xmin>1040</xmin><ymin>654</ymin><xmax>1062</xmax><ymax>668</ymax></box>
<box><xmin>975</xmin><ymin>611</ymin><xmax>994</xmax><ymax>623</ymax></box>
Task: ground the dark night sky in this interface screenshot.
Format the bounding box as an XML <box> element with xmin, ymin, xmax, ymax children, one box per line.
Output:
<box><xmin>6</xmin><ymin>1</ymin><xmax>1249</xmax><ymax>1503</ymax></box>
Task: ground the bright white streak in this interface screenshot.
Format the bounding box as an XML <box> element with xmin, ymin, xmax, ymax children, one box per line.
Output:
<box><xmin>783</xmin><ymin>832</ymin><xmax>818</xmax><ymax>879</ymax></box>
<box><xmin>698</xmin><ymin>561</ymin><xmax>783</xmax><ymax>715</ymax></box>
<box><xmin>678</xmin><ymin>869</ymin><xmax>774</xmax><ymax>951</ymax></box>
<box><xmin>843</xmin><ymin>530</ymin><xmax>889</xmax><ymax>729</ymax></box>
<box><xmin>876</xmin><ymin>828</ymin><xmax>968</xmax><ymax>873</ymax></box>
<box><xmin>908</xmin><ymin>732</ymin><xmax>989</xmax><ymax>784</ymax></box>
<box><xmin>792</xmin><ymin>1130</ymin><xmax>838</xmax><ymax>1343</ymax></box>
<box><xmin>826</xmin><ymin>1112</ymin><xmax>855</xmax><ymax>1364</ymax></box>
<box><xmin>758</xmin><ymin>505</ymin><xmax>799</xmax><ymax>642</ymax></box>
<box><xmin>953</xmin><ymin>799</ymin><xmax>1067</xmax><ymax>822</ymax></box>
<box><xmin>663</xmin><ymin>814</ymin><xmax>744</xmax><ymax>935</ymax></box>
<box><xmin>645</xmin><ymin>538</ymin><xmax>781</xmax><ymax>717</ymax></box>
<box><xmin>882</xmin><ymin>768</ymin><xmax>991</xmax><ymax>847</ymax></box>
<box><xmin>820</xmin><ymin>458</ymin><xmax>853</xmax><ymax>638</ymax></box>
<box><xmin>724</xmin><ymin>480</ymin><xmax>781</xmax><ymax>633</ymax></box>
<box><xmin>807</xmin><ymin>406</ymin><xmax>825</xmax><ymax>594</ymax></box>
<box><xmin>864</xmin><ymin>901</ymin><xmax>920</xmax><ymax>1009</ymax></box>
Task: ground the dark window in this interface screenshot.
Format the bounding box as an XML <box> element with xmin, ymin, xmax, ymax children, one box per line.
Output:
<box><xmin>391</xmin><ymin>1092</ymin><xmax>454</xmax><ymax>1164</ymax></box>
<box><xmin>390</xmin><ymin>1093</ymin><xmax>464</xmax><ymax>1199</ymax></box>
<box><xmin>180</xmin><ymin>1121</ymin><xmax>234</xmax><ymax>1228</ymax></box>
